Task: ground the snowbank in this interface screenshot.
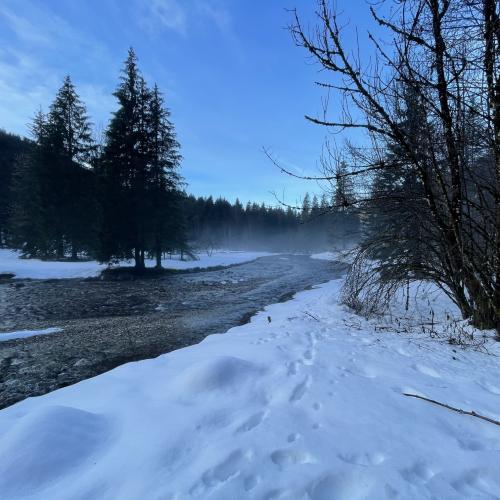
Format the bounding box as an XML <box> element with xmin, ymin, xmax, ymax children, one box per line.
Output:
<box><xmin>0</xmin><ymin>327</ymin><xmax>63</xmax><ymax>343</ymax></box>
<box><xmin>0</xmin><ymin>278</ymin><xmax>499</xmax><ymax>499</ymax></box>
<box><xmin>0</xmin><ymin>249</ymin><xmax>273</xmax><ymax>280</ymax></box>
<box><xmin>310</xmin><ymin>250</ymin><xmax>354</xmax><ymax>264</ymax></box>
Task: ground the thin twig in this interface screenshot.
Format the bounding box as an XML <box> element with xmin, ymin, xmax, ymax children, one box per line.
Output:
<box><xmin>303</xmin><ymin>311</ymin><xmax>321</xmax><ymax>322</ymax></box>
<box><xmin>403</xmin><ymin>393</ymin><xmax>500</xmax><ymax>427</ymax></box>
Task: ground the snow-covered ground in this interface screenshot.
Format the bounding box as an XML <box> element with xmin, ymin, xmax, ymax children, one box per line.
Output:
<box><xmin>310</xmin><ymin>250</ymin><xmax>354</xmax><ymax>264</ymax></box>
<box><xmin>0</xmin><ymin>327</ymin><xmax>63</xmax><ymax>343</ymax></box>
<box><xmin>1</xmin><ymin>277</ymin><xmax>499</xmax><ymax>499</ymax></box>
<box><xmin>0</xmin><ymin>249</ymin><xmax>273</xmax><ymax>279</ymax></box>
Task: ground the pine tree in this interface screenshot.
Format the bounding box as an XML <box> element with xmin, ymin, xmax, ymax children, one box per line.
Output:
<box><xmin>45</xmin><ymin>75</ymin><xmax>95</xmax><ymax>259</ymax></box>
<box><xmin>8</xmin><ymin>110</ymin><xmax>53</xmax><ymax>257</ymax></box>
<box><xmin>98</xmin><ymin>49</ymin><xmax>185</xmax><ymax>269</ymax></box>
<box><xmin>364</xmin><ymin>85</ymin><xmax>431</xmax><ymax>269</ymax></box>
<box><xmin>330</xmin><ymin>162</ymin><xmax>360</xmax><ymax>247</ymax></box>
<box><xmin>147</xmin><ymin>84</ymin><xmax>183</xmax><ymax>268</ymax></box>
<box><xmin>301</xmin><ymin>192</ymin><xmax>311</xmax><ymax>222</ymax></box>
<box><xmin>99</xmin><ymin>48</ymin><xmax>148</xmax><ymax>268</ymax></box>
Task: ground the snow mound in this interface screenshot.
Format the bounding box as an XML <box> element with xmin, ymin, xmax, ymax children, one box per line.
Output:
<box><xmin>174</xmin><ymin>356</ymin><xmax>264</xmax><ymax>397</ymax></box>
<box><xmin>0</xmin><ymin>278</ymin><xmax>499</xmax><ymax>499</ymax></box>
<box><xmin>0</xmin><ymin>405</ymin><xmax>111</xmax><ymax>497</ymax></box>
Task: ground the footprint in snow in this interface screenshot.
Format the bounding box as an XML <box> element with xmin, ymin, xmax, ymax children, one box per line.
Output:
<box><xmin>289</xmin><ymin>375</ymin><xmax>312</xmax><ymax>403</ymax></box>
<box><xmin>400</xmin><ymin>461</ymin><xmax>435</xmax><ymax>483</ymax></box>
<box><xmin>287</xmin><ymin>360</ymin><xmax>301</xmax><ymax>376</ymax></box>
<box><xmin>270</xmin><ymin>449</ymin><xmax>317</xmax><ymax>468</ymax></box>
<box><xmin>302</xmin><ymin>349</ymin><xmax>315</xmax><ymax>364</ymax></box>
<box><xmin>190</xmin><ymin>449</ymin><xmax>252</xmax><ymax>496</ymax></box>
<box><xmin>244</xmin><ymin>474</ymin><xmax>260</xmax><ymax>491</ymax></box>
<box><xmin>338</xmin><ymin>451</ymin><xmax>386</xmax><ymax>466</ymax></box>
<box><xmin>235</xmin><ymin>410</ymin><xmax>268</xmax><ymax>434</ymax></box>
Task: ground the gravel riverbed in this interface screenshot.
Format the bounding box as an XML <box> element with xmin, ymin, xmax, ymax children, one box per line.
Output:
<box><xmin>0</xmin><ymin>255</ymin><xmax>345</xmax><ymax>409</ymax></box>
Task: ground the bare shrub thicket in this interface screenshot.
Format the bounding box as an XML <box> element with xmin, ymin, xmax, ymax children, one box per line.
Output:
<box><xmin>290</xmin><ymin>0</ymin><xmax>500</xmax><ymax>335</ymax></box>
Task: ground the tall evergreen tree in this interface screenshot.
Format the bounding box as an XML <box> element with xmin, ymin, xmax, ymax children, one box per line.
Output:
<box><xmin>363</xmin><ymin>85</ymin><xmax>431</xmax><ymax>269</ymax></box>
<box><xmin>8</xmin><ymin>110</ymin><xmax>53</xmax><ymax>257</ymax></box>
<box><xmin>330</xmin><ymin>161</ymin><xmax>359</xmax><ymax>246</ymax></box>
<box><xmin>98</xmin><ymin>49</ymin><xmax>184</xmax><ymax>269</ymax></box>
<box><xmin>147</xmin><ymin>84</ymin><xmax>183</xmax><ymax>268</ymax></box>
<box><xmin>45</xmin><ymin>75</ymin><xmax>95</xmax><ymax>259</ymax></box>
<box><xmin>9</xmin><ymin>78</ymin><xmax>95</xmax><ymax>259</ymax></box>
<box><xmin>99</xmin><ymin>48</ymin><xmax>148</xmax><ymax>267</ymax></box>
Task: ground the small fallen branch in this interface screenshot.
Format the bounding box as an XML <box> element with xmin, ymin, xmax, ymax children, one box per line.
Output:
<box><xmin>303</xmin><ymin>311</ymin><xmax>320</xmax><ymax>322</ymax></box>
<box><xmin>403</xmin><ymin>393</ymin><xmax>500</xmax><ymax>427</ymax></box>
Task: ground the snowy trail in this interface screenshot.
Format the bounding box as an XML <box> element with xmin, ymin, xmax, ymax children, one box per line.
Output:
<box><xmin>1</xmin><ymin>279</ymin><xmax>499</xmax><ymax>499</ymax></box>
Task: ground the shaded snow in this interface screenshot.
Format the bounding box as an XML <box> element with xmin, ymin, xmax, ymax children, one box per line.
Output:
<box><xmin>0</xmin><ymin>249</ymin><xmax>273</xmax><ymax>280</ymax></box>
<box><xmin>310</xmin><ymin>250</ymin><xmax>354</xmax><ymax>264</ymax></box>
<box><xmin>0</xmin><ymin>327</ymin><xmax>63</xmax><ymax>342</ymax></box>
<box><xmin>0</xmin><ymin>279</ymin><xmax>499</xmax><ymax>499</ymax></box>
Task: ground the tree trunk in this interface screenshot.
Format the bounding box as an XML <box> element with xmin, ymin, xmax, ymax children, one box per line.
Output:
<box><xmin>56</xmin><ymin>240</ymin><xmax>64</xmax><ymax>260</ymax></box>
<box><xmin>155</xmin><ymin>236</ymin><xmax>162</xmax><ymax>269</ymax></box>
<box><xmin>484</xmin><ymin>0</ymin><xmax>500</xmax><ymax>338</ymax></box>
<box><xmin>134</xmin><ymin>247</ymin><xmax>144</xmax><ymax>270</ymax></box>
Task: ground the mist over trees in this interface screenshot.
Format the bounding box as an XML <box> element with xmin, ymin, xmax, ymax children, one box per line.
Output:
<box><xmin>291</xmin><ymin>0</ymin><xmax>500</xmax><ymax>334</ymax></box>
<box><xmin>183</xmin><ymin>193</ymin><xmax>358</xmax><ymax>252</ymax></box>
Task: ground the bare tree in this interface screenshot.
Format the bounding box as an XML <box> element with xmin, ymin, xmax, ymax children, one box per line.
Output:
<box><xmin>289</xmin><ymin>0</ymin><xmax>500</xmax><ymax>335</ymax></box>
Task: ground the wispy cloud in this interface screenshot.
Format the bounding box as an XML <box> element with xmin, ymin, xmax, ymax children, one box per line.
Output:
<box><xmin>140</xmin><ymin>0</ymin><xmax>232</xmax><ymax>37</ymax></box>
<box><xmin>197</xmin><ymin>2</ymin><xmax>231</xmax><ymax>34</ymax></box>
<box><xmin>0</xmin><ymin>7</ymin><xmax>51</xmax><ymax>45</ymax></box>
<box><xmin>0</xmin><ymin>0</ymin><xmax>113</xmax><ymax>135</ymax></box>
<box><xmin>145</xmin><ymin>0</ymin><xmax>187</xmax><ymax>36</ymax></box>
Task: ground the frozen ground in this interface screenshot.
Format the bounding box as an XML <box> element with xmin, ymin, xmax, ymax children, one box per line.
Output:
<box><xmin>0</xmin><ymin>249</ymin><xmax>273</xmax><ymax>279</ymax></box>
<box><xmin>0</xmin><ymin>275</ymin><xmax>499</xmax><ymax>499</ymax></box>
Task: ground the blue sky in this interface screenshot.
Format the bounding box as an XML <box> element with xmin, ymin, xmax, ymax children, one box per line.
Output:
<box><xmin>0</xmin><ymin>0</ymin><xmax>379</xmax><ymax>205</ymax></box>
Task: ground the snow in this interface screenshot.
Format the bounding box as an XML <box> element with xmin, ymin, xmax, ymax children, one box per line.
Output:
<box><xmin>310</xmin><ymin>250</ymin><xmax>354</xmax><ymax>264</ymax></box>
<box><xmin>0</xmin><ymin>249</ymin><xmax>273</xmax><ymax>280</ymax></box>
<box><xmin>1</xmin><ymin>278</ymin><xmax>499</xmax><ymax>499</ymax></box>
<box><xmin>0</xmin><ymin>327</ymin><xmax>63</xmax><ymax>343</ymax></box>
